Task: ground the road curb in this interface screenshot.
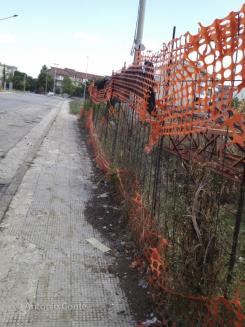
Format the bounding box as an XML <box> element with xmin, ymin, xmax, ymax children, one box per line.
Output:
<box><xmin>0</xmin><ymin>103</ymin><xmax>62</xmax><ymax>222</ymax></box>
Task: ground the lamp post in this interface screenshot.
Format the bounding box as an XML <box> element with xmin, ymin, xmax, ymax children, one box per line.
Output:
<box><xmin>132</xmin><ymin>0</ymin><xmax>146</xmax><ymax>64</ymax></box>
<box><xmin>83</xmin><ymin>56</ymin><xmax>89</xmax><ymax>101</ymax></box>
<box><xmin>53</xmin><ymin>63</ymin><xmax>59</xmax><ymax>94</ymax></box>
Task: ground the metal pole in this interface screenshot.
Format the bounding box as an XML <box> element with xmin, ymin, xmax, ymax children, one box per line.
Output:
<box><xmin>83</xmin><ymin>56</ymin><xmax>89</xmax><ymax>101</ymax></box>
<box><xmin>133</xmin><ymin>0</ymin><xmax>146</xmax><ymax>64</ymax></box>
<box><xmin>135</xmin><ymin>0</ymin><xmax>146</xmax><ymax>49</ymax></box>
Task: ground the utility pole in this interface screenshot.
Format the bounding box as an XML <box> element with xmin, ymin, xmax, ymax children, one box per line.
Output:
<box><xmin>83</xmin><ymin>56</ymin><xmax>89</xmax><ymax>101</ymax></box>
<box><xmin>133</xmin><ymin>0</ymin><xmax>146</xmax><ymax>64</ymax></box>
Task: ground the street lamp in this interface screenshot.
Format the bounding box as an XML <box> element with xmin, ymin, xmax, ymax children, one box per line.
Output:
<box><xmin>53</xmin><ymin>63</ymin><xmax>59</xmax><ymax>94</ymax></box>
<box><xmin>83</xmin><ymin>56</ymin><xmax>89</xmax><ymax>101</ymax></box>
<box><xmin>0</xmin><ymin>14</ymin><xmax>18</xmax><ymax>21</ymax></box>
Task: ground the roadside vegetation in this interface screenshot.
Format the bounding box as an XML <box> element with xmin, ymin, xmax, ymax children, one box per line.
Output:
<box><xmin>1</xmin><ymin>63</ymin><xmax>92</xmax><ymax>97</ymax></box>
<box><xmin>69</xmin><ymin>100</ymin><xmax>83</xmax><ymax>115</ymax></box>
<box><xmin>69</xmin><ymin>99</ymin><xmax>92</xmax><ymax>115</ymax></box>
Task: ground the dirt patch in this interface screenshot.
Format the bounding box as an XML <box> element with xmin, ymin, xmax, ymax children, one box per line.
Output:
<box><xmin>80</xmin><ymin>124</ymin><xmax>157</xmax><ymax>324</ymax></box>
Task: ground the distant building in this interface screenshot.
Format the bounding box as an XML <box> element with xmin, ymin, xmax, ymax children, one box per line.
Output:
<box><xmin>48</xmin><ymin>66</ymin><xmax>103</xmax><ymax>93</ymax></box>
<box><xmin>0</xmin><ymin>63</ymin><xmax>17</xmax><ymax>88</ymax></box>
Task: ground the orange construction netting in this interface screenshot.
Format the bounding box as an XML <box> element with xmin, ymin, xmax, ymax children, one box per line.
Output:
<box><xmin>89</xmin><ymin>4</ymin><xmax>245</xmax><ymax>151</ymax></box>
<box><xmin>86</xmin><ymin>4</ymin><xmax>245</xmax><ymax>325</ymax></box>
<box><xmin>82</xmin><ymin>107</ymin><xmax>245</xmax><ymax>327</ymax></box>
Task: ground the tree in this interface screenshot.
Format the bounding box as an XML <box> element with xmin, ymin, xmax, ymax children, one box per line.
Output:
<box><xmin>231</xmin><ymin>96</ymin><xmax>240</xmax><ymax>109</ymax></box>
<box><xmin>37</xmin><ymin>65</ymin><xmax>53</xmax><ymax>94</ymax></box>
<box><xmin>238</xmin><ymin>99</ymin><xmax>245</xmax><ymax>113</ymax></box>
<box><xmin>13</xmin><ymin>71</ymin><xmax>36</xmax><ymax>91</ymax></box>
<box><xmin>13</xmin><ymin>70</ymin><xmax>25</xmax><ymax>90</ymax></box>
<box><xmin>84</xmin><ymin>80</ymin><xmax>91</xmax><ymax>98</ymax></box>
<box><xmin>2</xmin><ymin>64</ymin><xmax>6</xmax><ymax>84</ymax></box>
<box><xmin>25</xmin><ymin>76</ymin><xmax>36</xmax><ymax>92</ymax></box>
<box><xmin>62</xmin><ymin>76</ymin><xmax>75</xmax><ymax>95</ymax></box>
<box><xmin>6</xmin><ymin>72</ymin><xmax>13</xmax><ymax>84</ymax></box>
<box><xmin>73</xmin><ymin>84</ymin><xmax>84</xmax><ymax>97</ymax></box>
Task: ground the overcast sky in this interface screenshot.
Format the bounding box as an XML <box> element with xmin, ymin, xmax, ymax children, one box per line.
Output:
<box><xmin>0</xmin><ymin>0</ymin><xmax>244</xmax><ymax>78</ymax></box>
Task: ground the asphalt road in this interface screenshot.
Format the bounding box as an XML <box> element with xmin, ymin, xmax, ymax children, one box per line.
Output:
<box><xmin>0</xmin><ymin>92</ymin><xmax>63</xmax><ymax>157</ymax></box>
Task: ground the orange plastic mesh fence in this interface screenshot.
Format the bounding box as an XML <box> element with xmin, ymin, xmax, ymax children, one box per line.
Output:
<box><xmin>86</xmin><ymin>109</ymin><xmax>110</xmax><ymax>172</ymax></box>
<box><xmin>86</xmin><ymin>4</ymin><xmax>245</xmax><ymax>325</ymax></box>
<box><xmin>89</xmin><ymin>4</ymin><xmax>245</xmax><ymax>151</ymax></box>
<box><xmin>82</xmin><ymin>108</ymin><xmax>245</xmax><ymax>326</ymax></box>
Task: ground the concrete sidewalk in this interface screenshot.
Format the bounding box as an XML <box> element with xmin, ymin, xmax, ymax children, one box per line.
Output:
<box><xmin>0</xmin><ymin>102</ymin><xmax>134</xmax><ymax>326</ymax></box>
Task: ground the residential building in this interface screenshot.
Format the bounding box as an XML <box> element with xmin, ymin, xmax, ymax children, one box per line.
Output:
<box><xmin>0</xmin><ymin>62</ymin><xmax>17</xmax><ymax>88</ymax></box>
<box><xmin>48</xmin><ymin>66</ymin><xmax>102</xmax><ymax>93</ymax></box>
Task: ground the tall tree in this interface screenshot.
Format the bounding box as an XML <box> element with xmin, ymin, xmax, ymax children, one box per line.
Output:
<box><xmin>62</xmin><ymin>76</ymin><xmax>75</xmax><ymax>95</ymax></box>
<box><xmin>25</xmin><ymin>76</ymin><xmax>36</xmax><ymax>92</ymax></box>
<box><xmin>37</xmin><ymin>65</ymin><xmax>53</xmax><ymax>93</ymax></box>
<box><xmin>13</xmin><ymin>71</ymin><xmax>36</xmax><ymax>91</ymax></box>
<box><xmin>6</xmin><ymin>72</ymin><xmax>14</xmax><ymax>83</ymax></box>
<box><xmin>231</xmin><ymin>96</ymin><xmax>240</xmax><ymax>109</ymax></box>
<box><xmin>73</xmin><ymin>84</ymin><xmax>84</xmax><ymax>97</ymax></box>
<box><xmin>13</xmin><ymin>71</ymin><xmax>25</xmax><ymax>90</ymax></box>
